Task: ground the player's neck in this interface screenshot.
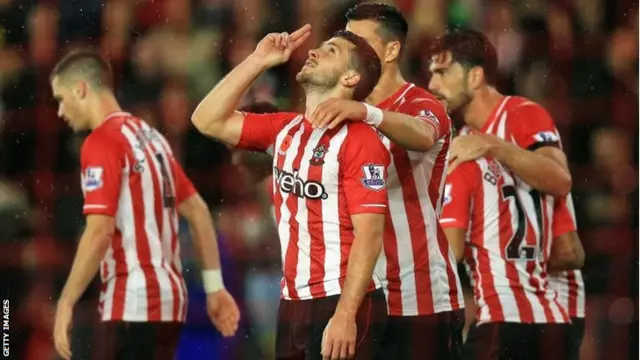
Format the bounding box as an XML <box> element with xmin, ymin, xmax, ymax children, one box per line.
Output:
<box><xmin>87</xmin><ymin>92</ymin><xmax>123</xmax><ymax>130</ymax></box>
<box><xmin>304</xmin><ymin>89</ymin><xmax>339</xmax><ymax>120</ymax></box>
<box><xmin>366</xmin><ymin>65</ymin><xmax>406</xmax><ymax>106</ymax></box>
<box><xmin>463</xmin><ymin>86</ymin><xmax>504</xmax><ymax>131</ymax></box>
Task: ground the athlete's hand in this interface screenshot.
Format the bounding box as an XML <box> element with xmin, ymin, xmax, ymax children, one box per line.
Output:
<box><xmin>53</xmin><ymin>301</ymin><xmax>73</xmax><ymax>360</ymax></box>
<box><xmin>252</xmin><ymin>24</ymin><xmax>312</xmax><ymax>68</ymax></box>
<box><xmin>448</xmin><ymin>134</ymin><xmax>493</xmax><ymax>174</ymax></box>
<box><xmin>309</xmin><ymin>98</ymin><xmax>367</xmax><ymax>130</ymax></box>
<box><xmin>321</xmin><ymin>314</ymin><xmax>357</xmax><ymax>360</ymax></box>
<box><xmin>206</xmin><ymin>289</ymin><xmax>241</xmax><ymax>337</ymax></box>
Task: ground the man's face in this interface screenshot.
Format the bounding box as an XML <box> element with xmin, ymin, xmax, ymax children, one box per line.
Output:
<box><xmin>51</xmin><ymin>76</ymin><xmax>88</xmax><ymax>131</ymax></box>
<box><xmin>345</xmin><ymin>20</ymin><xmax>387</xmax><ymax>68</ymax></box>
<box><xmin>428</xmin><ymin>52</ymin><xmax>473</xmax><ymax>114</ymax></box>
<box><xmin>296</xmin><ymin>37</ymin><xmax>353</xmax><ymax>89</ymax></box>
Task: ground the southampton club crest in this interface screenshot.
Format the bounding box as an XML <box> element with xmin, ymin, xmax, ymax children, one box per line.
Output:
<box><xmin>310</xmin><ymin>144</ymin><xmax>328</xmax><ymax>166</ymax></box>
<box><xmin>361</xmin><ymin>163</ymin><xmax>386</xmax><ymax>191</ymax></box>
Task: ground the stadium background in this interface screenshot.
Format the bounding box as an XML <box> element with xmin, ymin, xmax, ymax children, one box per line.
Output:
<box><xmin>0</xmin><ymin>0</ymin><xmax>637</xmax><ymax>359</ymax></box>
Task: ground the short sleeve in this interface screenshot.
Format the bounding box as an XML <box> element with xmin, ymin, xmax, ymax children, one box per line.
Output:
<box><xmin>508</xmin><ymin>103</ymin><xmax>560</xmax><ymax>151</ymax></box>
<box><xmin>400</xmin><ymin>95</ymin><xmax>451</xmax><ymax>141</ymax></box>
<box><xmin>237</xmin><ymin>112</ymin><xmax>298</xmax><ymax>152</ymax></box>
<box><xmin>81</xmin><ymin>135</ymin><xmax>124</xmax><ymax>217</ymax></box>
<box><xmin>340</xmin><ymin>123</ymin><xmax>391</xmax><ymax>215</ymax></box>
<box><xmin>440</xmin><ymin>162</ymin><xmax>479</xmax><ymax>229</ymax></box>
<box><xmin>552</xmin><ymin>193</ymin><xmax>578</xmax><ymax>237</ymax></box>
<box><xmin>171</xmin><ymin>159</ymin><xmax>197</xmax><ymax>205</ymax></box>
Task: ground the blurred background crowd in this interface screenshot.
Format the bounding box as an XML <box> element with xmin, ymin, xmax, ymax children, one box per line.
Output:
<box><xmin>0</xmin><ymin>0</ymin><xmax>637</xmax><ymax>359</ymax></box>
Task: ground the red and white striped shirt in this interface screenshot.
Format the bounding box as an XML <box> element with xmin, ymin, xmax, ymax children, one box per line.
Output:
<box><xmin>375</xmin><ymin>83</ymin><xmax>463</xmax><ymax>316</ymax></box>
<box><xmin>548</xmin><ymin>194</ymin><xmax>585</xmax><ymax>318</ymax></box>
<box><xmin>238</xmin><ymin>112</ymin><xmax>390</xmax><ymax>300</ymax></box>
<box><xmin>478</xmin><ymin>96</ymin><xmax>585</xmax><ymax>319</ymax></box>
<box><xmin>81</xmin><ymin>112</ymin><xmax>193</xmax><ymax>322</ymax></box>
<box><xmin>440</xmin><ymin>157</ymin><xmax>569</xmax><ymax>324</ymax></box>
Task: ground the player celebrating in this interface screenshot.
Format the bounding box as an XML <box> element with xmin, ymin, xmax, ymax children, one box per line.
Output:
<box><xmin>429</xmin><ymin>29</ymin><xmax>585</xmax><ymax>358</ymax></box>
<box><xmin>50</xmin><ymin>50</ymin><xmax>240</xmax><ymax>360</ymax></box>
<box><xmin>192</xmin><ymin>26</ymin><xmax>390</xmax><ymax>360</ymax></box>
<box><xmin>308</xmin><ymin>3</ymin><xmax>464</xmax><ymax>358</ymax></box>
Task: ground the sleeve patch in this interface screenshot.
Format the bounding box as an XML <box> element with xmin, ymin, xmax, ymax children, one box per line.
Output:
<box><xmin>83</xmin><ymin>167</ymin><xmax>104</xmax><ymax>192</ymax></box>
<box><xmin>417</xmin><ymin>109</ymin><xmax>440</xmax><ymax>127</ymax></box>
<box><xmin>360</xmin><ymin>164</ymin><xmax>386</xmax><ymax>191</ymax></box>
<box><xmin>443</xmin><ymin>183</ymin><xmax>453</xmax><ymax>206</ymax></box>
<box><xmin>532</xmin><ymin>131</ymin><xmax>559</xmax><ymax>143</ymax></box>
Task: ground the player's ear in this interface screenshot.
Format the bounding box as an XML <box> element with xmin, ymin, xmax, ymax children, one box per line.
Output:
<box><xmin>341</xmin><ymin>70</ymin><xmax>361</xmax><ymax>89</ymax></box>
<box><xmin>384</xmin><ymin>41</ymin><xmax>401</xmax><ymax>63</ymax></box>
<box><xmin>467</xmin><ymin>67</ymin><xmax>484</xmax><ymax>90</ymax></box>
<box><xmin>75</xmin><ymin>80</ymin><xmax>88</xmax><ymax>99</ymax></box>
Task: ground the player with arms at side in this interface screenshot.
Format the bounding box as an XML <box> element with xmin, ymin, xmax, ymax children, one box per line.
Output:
<box><xmin>192</xmin><ymin>26</ymin><xmax>390</xmax><ymax>360</ymax></box>
<box><xmin>50</xmin><ymin>50</ymin><xmax>240</xmax><ymax>360</ymax></box>
<box><xmin>308</xmin><ymin>4</ymin><xmax>464</xmax><ymax>358</ymax></box>
<box><xmin>428</xmin><ymin>29</ymin><xmax>585</xmax><ymax>359</ymax></box>
<box><xmin>440</xmin><ymin>135</ymin><xmax>581</xmax><ymax>359</ymax></box>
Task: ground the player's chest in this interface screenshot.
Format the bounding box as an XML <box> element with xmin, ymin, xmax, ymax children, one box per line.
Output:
<box><xmin>272</xmin><ymin>127</ymin><xmax>343</xmax><ymax>199</ymax></box>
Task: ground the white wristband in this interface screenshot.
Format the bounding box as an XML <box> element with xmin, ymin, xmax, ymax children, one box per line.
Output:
<box><xmin>363</xmin><ymin>103</ymin><xmax>384</xmax><ymax>127</ymax></box>
<box><xmin>202</xmin><ymin>269</ymin><xmax>225</xmax><ymax>293</ymax></box>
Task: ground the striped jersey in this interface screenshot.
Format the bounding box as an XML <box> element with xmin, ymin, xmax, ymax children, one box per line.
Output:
<box><xmin>81</xmin><ymin>112</ymin><xmax>193</xmax><ymax>322</ymax></box>
<box><xmin>548</xmin><ymin>194</ymin><xmax>585</xmax><ymax>318</ymax></box>
<box><xmin>375</xmin><ymin>83</ymin><xmax>463</xmax><ymax>316</ymax></box>
<box><xmin>477</xmin><ymin>96</ymin><xmax>585</xmax><ymax>319</ymax></box>
<box><xmin>440</xmin><ymin>155</ymin><xmax>569</xmax><ymax>324</ymax></box>
<box><xmin>238</xmin><ymin>112</ymin><xmax>390</xmax><ymax>300</ymax></box>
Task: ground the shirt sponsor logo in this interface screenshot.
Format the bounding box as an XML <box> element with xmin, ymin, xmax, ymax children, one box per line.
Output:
<box><xmin>274</xmin><ymin>167</ymin><xmax>328</xmax><ymax>200</ymax></box>
<box><xmin>361</xmin><ymin>164</ymin><xmax>386</xmax><ymax>191</ymax></box>
<box><xmin>83</xmin><ymin>166</ymin><xmax>104</xmax><ymax>192</ymax></box>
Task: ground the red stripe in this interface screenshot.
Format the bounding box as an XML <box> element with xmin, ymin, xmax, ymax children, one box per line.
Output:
<box><xmin>143</xmin><ymin>127</ymin><xmax>182</xmax><ymax>321</ymax></box>
<box><xmin>306</xmin><ymin>136</ymin><xmax>327</xmax><ymax>298</ymax></box>
<box><xmin>282</xmin><ymin>122</ymin><xmax>310</xmax><ymax>299</ymax></box>
<box><xmin>123</xmin><ymin>121</ymin><xmax>162</xmax><ymax>321</ymax></box>
<box><xmin>391</xmin><ymin>144</ymin><xmax>434</xmax><ymax>314</ymax></box>
<box><xmin>383</xmin><ymin>214</ymin><xmax>403</xmax><ymax>313</ymax></box>
<box><xmin>110</xmin><ymin>206</ymin><xmax>128</xmax><ymax>319</ymax></box>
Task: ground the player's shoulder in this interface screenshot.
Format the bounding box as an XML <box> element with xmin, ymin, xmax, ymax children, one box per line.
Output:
<box><xmin>505</xmin><ymin>96</ymin><xmax>547</xmax><ymax>113</ymax></box>
<box><xmin>403</xmin><ymin>84</ymin><xmax>442</xmax><ymax>107</ymax></box>
<box><xmin>344</xmin><ymin>121</ymin><xmax>383</xmax><ymax>142</ymax></box>
<box><xmin>82</xmin><ymin>114</ymin><xmax>132</xmax><ymax>154</ymax></box>
<box><xmin>447</xmin><ymin>158</ymin><xmax>482</xmax><ymax>183</ymax></box>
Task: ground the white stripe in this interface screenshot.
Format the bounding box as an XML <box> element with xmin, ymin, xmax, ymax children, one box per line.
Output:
<box><xmin>440</xmin><ymin>218</ymin><xmax>457</xmax><ymax>223</ymax></box>
<box><xmin>361</xmin><ymin>204</ymin><xmax>386</xmax><ymax>208</ymax></box>
<box><xmin>322</xmin><ymin>126</ymin><xmax>349</xmax><ymax>297</ymax></box>
<box><xmin>84</xmin><ymin>204</ymin><xmax>108</xmax><ymax>209</ymax></box>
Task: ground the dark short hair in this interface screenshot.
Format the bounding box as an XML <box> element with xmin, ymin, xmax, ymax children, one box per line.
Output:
<box><xmin>50</xmin><ymin>49</ymin><xmax>113</xmax><ymax>89</ymax></box>
<box><xmin>333</xmin><ymin>30</ymin><xmax>382</xmax><ymax>102</ymax></box>
<box><xmin>430</xmin><ymin>29</ymin><xmax>498</xmax><ymax>85</ymax></box>
<box><xmin>345</xmin><ymin>2</ymin><xmax>409</xmax><ymax>46</ymax></box>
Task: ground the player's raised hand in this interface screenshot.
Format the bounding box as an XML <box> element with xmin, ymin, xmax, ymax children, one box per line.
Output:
<box><xmin>253</xmin><ymin>24</ymin><xmax>312</xmax><ymax>68</ymax></box>
<box><xmin>206</xmin><ymin>289</ymin><xmax>241</xmax><ymax>337</ymax></box>
<box><xmin>447</xmin><ymin>134</ymin><xmax>492</xmax><ymax>174</ymax></box>
<box><xmin>310</xmin><ymin>98</ymin><xmax>367</xmax><ymax>129</ymax></box>
<box><xmin>321</xmin><ymin>314</ymin><xmax>357</xmax><ymax>360</ymax></box>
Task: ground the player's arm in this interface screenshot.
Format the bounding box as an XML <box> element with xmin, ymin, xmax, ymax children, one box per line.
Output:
<box><xmin>440</xmin><ymin>164</ymin><xmax>477</xmax><ymax>262</ymax></box>
<box><xmin>334</xmin><ymin>126</ymin><xmax>390</xmax><ymax>320</ymax></box>
<box><xmin>191</xmin><ymin>25</ymin><xmax>310</xmax><ymax>146</ymax></box>
<box><xmin>484</xmin><ymin>103</ymin><xmax>570</xmax><ymax>196</ymax></box>
<box><xmin>548</xmin><ymin>231</ymin><xmax>584</xmax><ymax>271</ymax></box>
<box><xmin>482</xmin><ymin>135</ymin><xmax>571</xmax><ymax>197</ymax></box>
<box><xmin>58</xmin><ymin>215</ymin><xmax>115</xmax><ymax>308</ymax></box>
<box><xmin>58</xmin><ymin>139</ymin><xmax>123</xmax><ymax>308</ymax></box>
<box><xmin>547</xmin><ymin>194</ymin><xmax>585</xmax><ymax>271</ymax></box>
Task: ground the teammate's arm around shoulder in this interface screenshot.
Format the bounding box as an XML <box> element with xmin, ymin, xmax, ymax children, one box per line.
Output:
<box><xmin>192</xmin><ymin>24</ymin><xmax>311</xmax><ymax>147</ymax></box>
